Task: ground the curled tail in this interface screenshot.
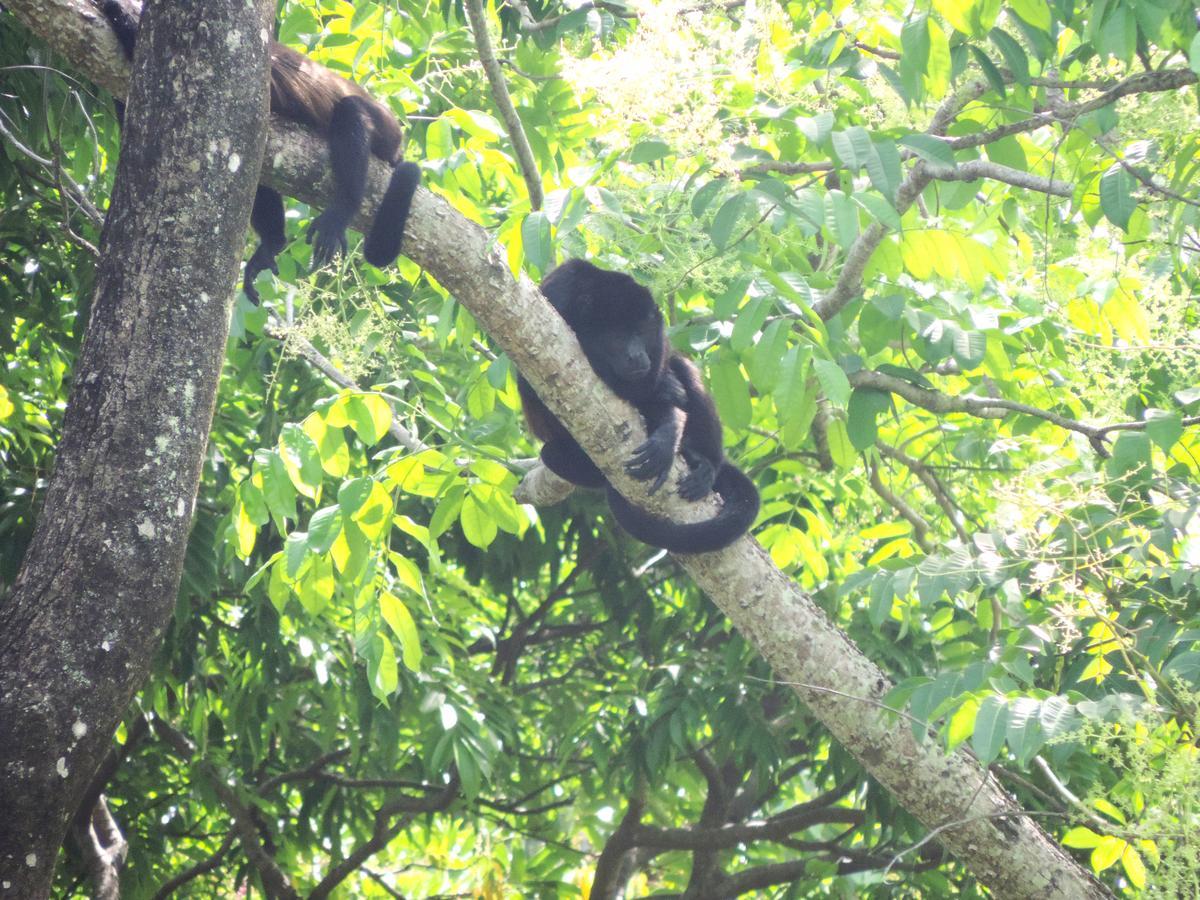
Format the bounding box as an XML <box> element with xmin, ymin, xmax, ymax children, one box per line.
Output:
<box><xmin>362</xmin><ymin>161</ymin><xmax>420</xmax><ymax>268</ymax></box>
<box><xmin>606</xmin><ymin>463</ymin><xmax>759</xmax><ymax>554</ymax></box>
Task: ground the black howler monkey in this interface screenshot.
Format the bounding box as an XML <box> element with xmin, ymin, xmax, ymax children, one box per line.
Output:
<box><xmin>518</xmin><ymin>259</ymin><xmax>759</xmax><ymax>554</ymax></box>
<box><xmin>101</xmin><ymin>0</ymin><xmax>420</xmax><ymax>302</ymax></box>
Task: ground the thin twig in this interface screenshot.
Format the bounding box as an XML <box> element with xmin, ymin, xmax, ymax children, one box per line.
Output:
<box><xmin>464</xmin><ymin>0</ymin><xmax>544</xmax><ymax>210</ymax></box>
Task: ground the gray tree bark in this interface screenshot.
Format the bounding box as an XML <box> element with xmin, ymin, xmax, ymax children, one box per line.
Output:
<box><xmin>0</xmin><ymin>0</ymin><xmax>272</xmax><ymax>896</ymax></box>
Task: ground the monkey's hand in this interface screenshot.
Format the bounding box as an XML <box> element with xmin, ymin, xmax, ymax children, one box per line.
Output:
<box><xmin>677</xmin><ymin>455</ymin><xmax>716</xmax><ymax>501</ymax></box>
<box><xmin>626</xmin><ymin>432</ymin><xmax>675</xmax><ymax>495</ymax></box>
<box><xmin>653</xmin><ymin>371</ymin><xmax>688</xmax><ymax>408</ymax></box>
<box><xmin>243</xmin><ymin>245</ymin><xmax>280</xmax><ymax>303</ymax></box>
<box><xmin>307</xmin><ymin>211</ymin><xmax>349</xmax><ymax>268</ymax></box>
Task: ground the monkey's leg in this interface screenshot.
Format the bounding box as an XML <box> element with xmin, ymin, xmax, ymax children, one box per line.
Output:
<box><xmin>244</xmin><ymin>187</ymin><xmax>286</xmax><ymax>303</ymax></box>
<box><xmin>363</xmin><ymin>162</ymin><xmax>421</xmax><ymax>268</ymax></box>
<box><xmin>307</xmin><ymin>96</ymin><xmax>372</xmax><ymax>268</ymax></box>
<box><xmin>542</xmin><ymin>440</ymin><xmax>607</xmax><ymax>490</ymax></box>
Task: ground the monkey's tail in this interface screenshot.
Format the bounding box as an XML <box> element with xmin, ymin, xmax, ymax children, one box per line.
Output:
<box><xmin>606</xmin><ymin>463</ymin><xmax>759</xmax><ymax>554</ymax></box>
<box><xmin>101</xmin><ymin>0</ymin><xmax>139</xmax><ymax>60</ymax></box>
<box><xmin>363</xmin><ymin>162</ymin><xmax>421</xmax><ymax>268</ymax></box>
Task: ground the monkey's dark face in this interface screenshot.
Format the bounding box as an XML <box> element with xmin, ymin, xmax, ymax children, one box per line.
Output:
<box><xmin>579</xmin><ymin>310</ymin><xmax>664</xmax><ymax>403</ymax></box>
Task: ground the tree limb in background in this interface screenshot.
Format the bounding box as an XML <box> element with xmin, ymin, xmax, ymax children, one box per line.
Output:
<box><xmin>154</xmin><ymin>720</ymin><xmax>300</xmax><ymax>900</ymax></box>
<box><xmin>465</xmin><ymin>0</ymin><xmax>544</xmax><ymax>211</ymax></box>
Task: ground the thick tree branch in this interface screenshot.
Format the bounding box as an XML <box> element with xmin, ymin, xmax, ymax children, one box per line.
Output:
<box><xmin>945</xmin><ymin>68</ymin><xmax>1198</xmax><ymax>151</ymax></box>
<box><xmin>931</xmin><ymin>159</ymin><xmax>1072</xmax><ymax>196</ymax></box>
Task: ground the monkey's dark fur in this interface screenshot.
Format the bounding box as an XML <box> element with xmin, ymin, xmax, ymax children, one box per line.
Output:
<box><xmin>101</xmin><ymin>0</ymin><xmax>420</xmax><ymax>301</ymax></box>
<box><xmin>518</xmin><ymin>260</ymin><xmax>759</xmax><ymax>554</ymax></box>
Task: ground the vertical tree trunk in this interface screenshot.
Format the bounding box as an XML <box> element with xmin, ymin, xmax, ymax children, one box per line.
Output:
<box><xmin>0</xmin><ymin>1</ymin><xmax>272</xmax><ymax>895</ymax></box>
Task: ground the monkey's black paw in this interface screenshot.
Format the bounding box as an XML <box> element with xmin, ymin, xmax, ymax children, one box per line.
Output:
<box><xmin>654</xmin><ymin>371</ymin><xmax>688</xmax><ymax>408</ymax></box>
<box><xmin>626</xmin><ymin>435</ymin><xmax>674</xmax><ymax>494</ymax></box>
<box><xmin>243</xmin><ymin>246</ymin><xmax>280</xmax><ymax>302</ymax></box>
<box><xmin>678</xmin><ymin>458</ymin><xmax>716</xmax><ymax>501</ymax></box>
<box><xmin>307</xmin><ymin>211</ymin><xmax>349</xmax><ymax>268</ymax></box>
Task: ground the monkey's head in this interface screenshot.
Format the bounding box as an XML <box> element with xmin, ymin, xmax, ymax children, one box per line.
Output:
<box><xmin>576</xmin><ymin>275</ymin><xmax>667</xmax><ymax>404</ymax></box>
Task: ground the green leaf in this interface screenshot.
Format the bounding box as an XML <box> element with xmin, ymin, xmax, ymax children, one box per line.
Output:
<box><xmin>709</xmin><ymin>193</ymin><xmax>752</xmax><ymax>250</ymax></box>
<box><xmin>338</xmin><ymin>476</ymin><xmax>374</xmax><ymax>517</ymax></box>
<box><xmin>369</xmin><ymin>633</ymin><xmax>399</xmax><ymax>699</ymax></box>
<box><xmin>899</xmin><ymin>15</ymin><xmax>932</xmax><ymax>101</ymax></box>
<box><xmin>425</xmin><ymin>116</ymin><xmax>454</xmax><ymax>159</ymax></box>
<box><xmin>1098</xmin><ymin>3</ymin><xmax>1135</xmax><ymax>62</ymax></box>
<box><xmin>1106</xmin><ymin>431</ymin><xmax>1152</xmax><ymax>480</ymax></box>
<box><xmin>285</xmin><ymin>531</ymin><xmax>308</xmax><ymax>579</ymax></box>
<box><xmin>708</xmin><ymin>358</ymin><xmax>753</xmax><ymax>431</ymax></box>
<box><xmin>865</xmin><ymin>139</ymin><xmax>903</xmax><ymax>205</ymax></box>
<box><xmin>746</xmin><ymin>319</ymin><xmax>789</xmax><ymax>392</ymax></box>
<box><xmin>1062</xmin><ymin>826</ymin><xmax>1103</xmax><ymax>849</ymax></box>
<box><xmin>1007</xmin><ymin>0</ymin><xmax>1050</xmax><ymax>31</ymax></box>
<box><xmin>1190</xmin><ymin>32</ymin><xmax>1200</xmax><ymax>76</ymax></box>
<box><xmin>1005</xmin><ymin>697</ymin><xmax>1045</xmax><ymax>765</ymax></box>
<box><xmin>343</xmin><ymin>394</ymin><xmax>392</xmax><ymax>446</ymax></box>
<box><xmin>379</xmin><ymin>592</ymin><xmax>423</xmax><ymax>671</ymax></box>
<box><xmin>988</xmin><ymin>28</ymin><xmax>1029</xmax><ymax>83</ymax></box>
<box><xmin>971</xmin><ymin>695</ymin><xmax>1008</xmax><ymax>763</ymax></box>
<box><xmin>1144</xmin><ymin>410</ymin><xmax>1183</xmax><ymax>451</ymax></box>
<box><xmin>968</xmin><ymin>45</ymin><xmax>1007</xmax><ymax>97</ymax></box>
<box><xmin>1099</xmin><ymin>165</ymin><xmax>1137</xmax><ymax>231</ymax></box>
<box><xmin>306</xmin><ymin>506</ymin><xmax>342</xmax><ymax>554</ymax></box>
<box><xmin>278</xmin><ymin>424</ymin><xmax>323</xmax><ymax>499</ymax></box>
<box><xmin>831</xmin><ymin>127</ymin><xmax>874</xmax><ymax>170</ymax></box>
<box><xmin>691</xmin><ymin>178</ymin><xmax>727</xmax><ymax>217</ymax></box>
<box><xmin>296</xmin><ymin>555</ymin><xmax>334</xmax><ymax>616</ymax></box>
<box><xmin>825</xmin><ymin>190</ymin><xmax>860</xmax><ymax>249</ymax></box>
<box><xmin>824</xmin><ymin>417</ymin><xmax>856</xmax><ymax>469</ymax></box>
<box><xmin>854</xmin><ymin>193</ymin><xmax>902</xmax><ymax>232</ymax></box>
<box><xmin>630</xmin><ymin>139</ymin><xmax>672</xmax><ymax>164</ymax></box>
<box><xmin>813</xmin><ymin>359</ymin><xmax>852</xmax><ymax>408</ymax></box>
<box><xmin>521</xmin><ymin>211</ymin><xmax>553</xmax><ymax>273</ymax></box>
<box><xmin>460</xmin><ymin>493</ymin><xmax>498</xmax><ymax>549</ymax></box>
<box><xmin>952</xmin><ymin>330</ymin><xmax>987</xmax><ymax>370</ymax></box>
<box><xmin>900</xmin><ymin>134</ymin><xmax>956</xmax><ymax>170</ymax></box>
<box><xmin>775</xmin><ymin>346</ymin><xmax>814</xmax><ymax>450</ymax></box>
<box><xmin>847</xmin><ymin>388</ymin><xmax>891</xmax><ymax>450</ymax></box>
<box><xmin>267</xmin><ymin>559</ymin><xmax>290</xmax><ymax>613</ymax></box>
<box><xmin>946</xmin><ymin>696</ymin><xmax>979</xmax><ymax>750</ymax></box>
<box><xmin>730</xmin><ymin>295</ymin><xmax>771</xmax><ymax>353</ymax></box>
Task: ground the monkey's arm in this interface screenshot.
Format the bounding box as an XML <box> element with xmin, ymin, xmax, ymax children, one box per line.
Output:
<box><xmin>625</xmin><ymin>400</ymin><xmax>686</xmax><ymax>494</ymax></box>
<box><xmin>670</xmin><ymin>355</ymin><xmax>724</xmax><ymax>501</ymax></box>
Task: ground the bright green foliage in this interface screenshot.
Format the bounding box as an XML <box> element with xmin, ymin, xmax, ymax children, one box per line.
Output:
<box><xmin>3</xmin><ymin>0</ymin><xmax>1200</xmax><ymax>894</ymax></box>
